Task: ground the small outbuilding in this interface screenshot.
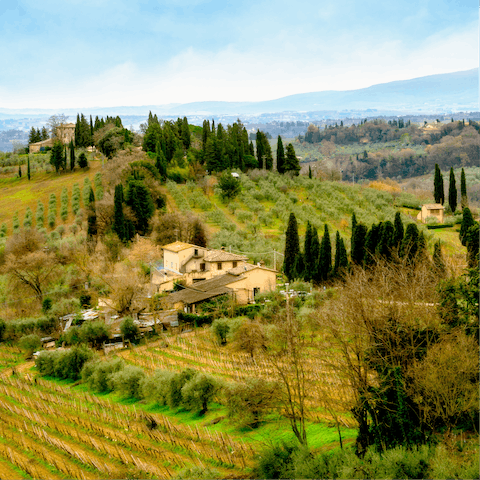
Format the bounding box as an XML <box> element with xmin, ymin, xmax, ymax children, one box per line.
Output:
<box><xmin>416</xmin><ymin>204</ymin><xmax>444</xmax><ymax>224</ymax></box>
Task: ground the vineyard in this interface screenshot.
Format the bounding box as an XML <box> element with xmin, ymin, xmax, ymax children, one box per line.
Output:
<box><xmin>0</xmin><ymin>373</ymin><xmax>258</xmax><ymax>479</ymax></box>
<box><xmin>118</xmin><ymin>328</ymin><xmax>356</xmax><ymax>428</ymax></box>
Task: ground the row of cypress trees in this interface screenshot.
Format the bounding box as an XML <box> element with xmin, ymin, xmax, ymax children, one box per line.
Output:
<box><xmin>433</xmin><ymin>164</ymin><xmax>468</xmax><ymax>212</ymax></box>
<box><xmin>284</xmin><ymin>211</ymin><xmax>435</xmax><ymax>283</ymax></box>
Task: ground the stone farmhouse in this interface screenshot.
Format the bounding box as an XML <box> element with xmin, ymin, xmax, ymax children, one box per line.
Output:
<box><xmin>29</xmin><ymin>123</ymin><xmax>76</xmax><ymax>153</ymax></box>
<box><xmin>416</xmin><ymin>204</ymin><xmax>444</xmax><ymax>224</ymax></box>
<box><xmin>153</xmin><ymin>241</ymin><xmax>277</xmax><ymax>309</ymax></box>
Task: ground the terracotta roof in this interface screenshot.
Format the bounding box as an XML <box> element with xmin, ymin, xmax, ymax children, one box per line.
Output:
<box><xmin>165</xmin><ymin>286</ymin><xmax>232</xmax><ymax>305</ymax></box>
<box><xmin>162</xmin><ymin>241</ymin><xmax>197</xmax><ymax>253</ymax></box>
<box><xmin>422</xmin><ymin>204</ymin><xmax>444</xmax><ymax>209</ymax></box>
<box><xmin>193</xmin><ymin>273</ymin><xmax>245</xmax><ymax>291</ymax></box>
<box><xmin>228</xmin><ymin>263</ymin><xmax>277</xmax><ymax>275</ymax></box>
<box><xmin>203</xmin><ymin>250</ymin><xmax>247</xmax><ymax>262</ymax></box>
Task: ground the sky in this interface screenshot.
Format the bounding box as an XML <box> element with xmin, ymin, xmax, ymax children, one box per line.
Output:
<box><xmin>0</xmin><ymin>0</ymin><xmax>477</xmax><ymax>109</ymax></box>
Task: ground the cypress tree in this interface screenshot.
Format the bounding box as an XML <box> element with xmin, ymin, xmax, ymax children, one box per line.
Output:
<box><xmin>334</xmin><ymin>231</ymin><xmax>348</xmax><ymax>277</ymax></box>
<box><xmin>69</xmin><ymin>140</ymin><xmax>75</xmax><ymax>171</ymax></box>
<box><xmin>465</xmin><ymin>223</ymin><xmax>479</xmax><ymax>269</ymax></box>
<box><xmin>293</xmin><ymin>253</ymin><xmax>305</xmax><ymax>280</ymax></box>
<box><xmin>276</xmin><ymin>135</ymin><xmax>285</xmax><ymax>174</ymax></box>
<box><xmin>125</xmin><ymin>177</ymin><xmax>155</xmax><ymax>235</ymax></box>
<box><xmin>351</xmin><ymin>223</ymin><xmax>367</xmax><ymax>265</ymax></box>
<box><xmin>308</xmin><ymin>165</ymin><xmax>312</xmax><ymax>179</ymax></box>
<box><xmin>87</xmin><ymin>187</ymin><xmax>97</xmax><ymax>249</ymax></box>
<box><xmin>18</xmin><ymin>165</ymin><xmax>22</xmax><ymax>178</ymax></box>
<box><xmin>433</xmin><ymin>163</ymin><xmax>445</xmax><ymax>205</ymax></box>
<box><xmin>310</xmin><ymin>227</ymin><xmax>320</xmax><ymax>283</ymax></box>
<box><xmin>393</xmin><ymin>212</ymin><xmax>404</xmax><ymax>248</ymax></box>
<box><xmin>448</xmin><ymin>167</ymin><xmax>457</xmax><ymax>213</ymax></box>
<box><xmin>459</xmin><ymin>207</ymin><xmax>475</xmax><ymax>246</ymax></box>
<box><xmin>284</xmin><ymin>143</ymin><xmax>300</xmax><ymax>175</ymax></box>
<box><xmin>460</xmin><ymin>168</ymin><xmax>468</xmax><ymax>208</ymax></box>
<box><xmin>399</xmin><ymin>223</ymin><xmax>419</xmax><ymax>264</ymax></box>
<box><xmin>303</xmin><ymin>221</ymin><xmax>314</xmax><ymax>281</ymax></box>
<box><xmin>377</xmin><ymin>220</ymin><xmax>395</xmax><ymax>260</ymax></box>
<box><xmin>351</xmin><ymin>212</ymin><xmax>357</xmax><ymax>253</ymax></box>
<box><xmin>284</xmin><ymin>213</ymin><xmax>301</xmax><ymax>282</ymax></box>
<box><xmin>318</xmin><ymin>224</ymin><xmax>332</xmax><ymax>281</ymax></box>
<box><xmin>432</xmin><ymin>240</ymin><xmax>446</xmax><ymax>275</ymax></box>
<box><xmin>256</xmin><ymin>130</ymin><xmax>264</xmax><ymax>169</ymax></box>
<box><xmin>113</xmin><ymin>184</ymin><xmax>125</xmax><ymax>242</ymax></box>
<box><xmin>27</xmin><ymin>157</ymin><xmax>31</xmax><ymax>180</ymax></box>
<box><xmin>364</xmin><ymin>223</ymin><xmax>381</xmax><ymax>266</ymax></box>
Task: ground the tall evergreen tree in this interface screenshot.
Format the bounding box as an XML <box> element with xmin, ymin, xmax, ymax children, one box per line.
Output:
<box><xmin>364</xmin><ymin>223</ymin><xmax>382</xmax><ymax>265</ymax></box>
<box><xmin>377</xmin><ymin>220</ymin><xmax>395</xmax><ymax>260</ymax></box>
<box><xmin>459</xmin><ymin>207</ymin><xmax>475</xmax><ymax>246</ymax></box>
<box><xmin>276</xmin><ymin>135</ymin><xmax>285</xmax><ymax>174</ymax></box>
<box><xmin>125</xmin><ymin>176</ymin><xmax>155</xmax><ymax>235</ymax></box>
<box><xmin>113</xmin><ymin>184</ymin><xmax>125</xmax><ymax>242</ymax></box>
<box><xmin>465</xmin><ymin>223</ymin><xmax>479</xmax><ymax>269</ymax></box>
<box><xmin>284</xmin><ymin>213</ymin><xmax>301</xmax><ymax>282</ymax></box>
<box><xmin>351</xmin><ymin>223</ymin><xmax>367</xmax><ymax>265</ymax></box>
<box><xmin>87</xmin><ymin>187</ymin><xmax>97</xmax><ymax>249</ymax></box>
<box><xmin>18</xmin><ymin>165</ymin><xmax>22</xmax><ymax>178</ymax></box>
<box><xmin>303</xmin><ymin>221</ymin><xmax>314</xmax><ymax>281</ymax></box>
<box><xmin>318</xmin><ymin>224</ymin><xmax>332</xmax><ymax>281</ymax></box>
<box><xmin>181</xmin><ymin>117</ymin><xmax>191</xmax><ymax>150</ymax></box>
<box><xmin>308</xmin><ymin>165</ymin><xmax>312</xmax><ymax>179</ymax></box>
<box><xmin>69</xmin><ymin>140</ymin><xmax>75</xmax><ymax>171</ymax></box>
<box><xmin>155</xmin><ymin>141</ymin><xmax>168</xmax><ymax>180</ymax></box>
<box><xmin>284</xmin><ymin>143</ymin><xmax>300</xmax><ymax>175</ymax></box>
<box><xmin>448</xmin><ymin>167</ymin><xmax>457</xmax><ymax>213</ymax></box>
<box><xmin>334</xmin><ymin>231</ymin><xmax>348</xmax><ymax>277</ymax></box>
<box><xmin>433</xmin><ymin>163</ymin><xmax>445</xmax><ymax>205</ymax></box>
<box><xmin>27</xmin><ymin>157</ymin><xmax>31</xmax><ymax>180</ymax></box>
<box><xmin>41</xmin><ymin>126</ymin><xmax>49</xmax><ymax>141</ymax></box>
<box><xmin>393</xmin><ymin>212</ymin><xmax>404</xmax><ymax>248</ymax></box>
<box><xmin>460</xmin><ymin>167</ymin><xmax>468</xmax><ymax>208</ymax></box>
<box><xmin>432</xmin><ymin>240</ymin><xmax>446</xmax><ymax>275</ymax></box>
<box><xmin>50</xmin><ymin>140</ymin><xmax>64</xmax><ymax>173</ymax></box>
<box><xmin>399</xmin><ymin>223</ymin><xmax>419</xmax><ymax>264</ymax></box>
<box><xmin>310</xmin><ymin>227</ymin><xmax>320</xmax><ymax>282</ymax></box>
<box><xmin>351</xmin><ymin>212</ymin><xmax>357</xmax><ymax>253</ymax></box>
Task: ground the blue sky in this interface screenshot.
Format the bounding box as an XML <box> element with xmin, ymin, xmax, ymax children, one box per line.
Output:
<box><xmin>1</xmin><ymin>0</ymin><xmax>477</xmax><ymax>109</ymax></box>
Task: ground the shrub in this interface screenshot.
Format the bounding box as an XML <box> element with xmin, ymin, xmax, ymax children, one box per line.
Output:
<box><xmin>218</xmin><ymin>172</ymin><xmax>241</xmax><ymax>201</ymax></box>
<box><xmin>255</xmin><ymin>442</ymin><xmax>299</xmax><ymax>480</ymax></box>
<box><xmin>55</xmin><ymin>345</ymin><xmax>95</xmax><ymax>380</ymax></box>
<box><xmin>141</xmin><ymin>369</ymin><xmax>176</xmax><ymax>404</ymax></box>
<box><xmin>19</xmin><ymin>334</ymin><xmax>41</xmax><ymax>358</ymax></box>
<box><xmin>211</xmin><ymin>318</ymin><xmax>230</xmax><ymax>345</ymax></box>
<box><xmin>36</xmin><ymin>350</ymin><xmax>61</xmax><ymax>376</ymax></box>
<box><xmin>42</xmin><ymin>297</ymin><xmax>52</xmax><ymax>313</ymax></box>
<box><xmin>181</xmin><ymin>372</ymin><xmax>218</xmax><ymax>414</ymax></box>
<box><xmin>120</xmin><ymin>316</ymin><xmax>139</xmax><ymax>343</ymax></box>
<box><xmin>167</xmin><ymin>368</ymin><xmax>195</xmax><ymax>409</ymax></box>
<box><xmin>79</xmin><ymin>320</ymin><xmax>110</xmax><ymax>349</ymax></box>
<box><xmin>78</xmin><ymin>152</ymin><xmax>88</xmax><ymax>169</ymax></box>
<box><xmin>0</xmin><ymin>223</ymin><xmax>7</xmax><ymax>237</ymax></box>
<box><xmin>226</xmin><ymin>378</ymin><xmax>278</xmax><ymax>428</ymax></box>
<box><xmin>108</xmin><ymin>365</ymin><xmax>145</xmax><ymax>398</ymax></box>
<box><xmin>82</xmin><ymin>357</ymin><xmax>125</xmax><ymax>392</ymax></box>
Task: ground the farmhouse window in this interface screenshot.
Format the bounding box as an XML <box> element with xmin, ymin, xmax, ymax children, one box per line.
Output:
<box><xmin>233</xmin><ymin>261</ymin><xmax>238</xmax><ymax>268</ymax></box>
<box><xmin>217</xmin><ymin>262</ymin><xmax>222</xmax><ymax>270</ymax></box>
<box><xmin>200</xmin><ymin>263</ymin><xmax>206</xmax><ymax>271</ymax></box>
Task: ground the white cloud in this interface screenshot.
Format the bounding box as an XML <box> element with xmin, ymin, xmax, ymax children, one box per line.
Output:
<box><xmin>2</xmin><ymin>19</ymin><xmax>477</xmax><ymax>109</ymax></box>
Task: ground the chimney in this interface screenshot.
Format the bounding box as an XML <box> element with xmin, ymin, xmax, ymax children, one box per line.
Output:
<box><xmin>221</xmin><ymin>246</ymin><xmax>225</xmax><ymax>251</ymax></box>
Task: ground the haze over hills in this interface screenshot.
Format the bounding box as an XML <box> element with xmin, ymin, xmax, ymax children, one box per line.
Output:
<box><xmin>0</xmin><ymin>69</ymin><xmax>477</xmax><ymax>119</ymax></box>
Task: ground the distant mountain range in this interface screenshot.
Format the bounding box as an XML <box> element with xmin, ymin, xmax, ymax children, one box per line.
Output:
<box><xmin>0</xmin><ymin>69</ymin><xmax>478</xmax><ymax>119</ymax></box>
